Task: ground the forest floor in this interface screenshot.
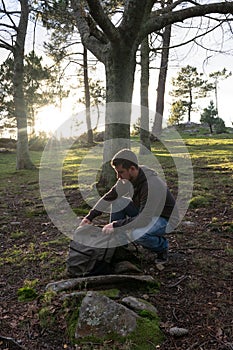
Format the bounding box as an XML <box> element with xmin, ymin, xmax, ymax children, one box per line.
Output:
<box><xmin>0</xmin><ymin>134</ymin><xmax>233</xmax><ymax>350</ymax></box>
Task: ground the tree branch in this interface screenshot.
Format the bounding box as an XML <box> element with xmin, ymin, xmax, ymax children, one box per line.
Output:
<box><xmin>15</xmin><ymin>0</ymin><xmax>29</xmax><ymax>52</ymax></box>
<box><xmin>0</xmin><ymin>39</ymin><xmax>13</xmax><ymax>51</ymax></box>
<box><xmin>141</xmin><ymin>1</ymin><xmax>233</xmax><ymax>39</ymax></box>
<box><xmin>85</xmin><ymin>13</ymin><xmax>109</xmax><ymax>44</ymax></box>
<box><xmin>86</xmin><ymin>0</ymin><xmax>120</xmax><ymax>43</ymax></box>
<box><xmin>70</xmin><ymin>0</ymin><xmax>107</xmax><ymax>63</ymax></box>
<box><xmin>1</xmin><ymin>0</ymin><xmax>18</xmax><ymax>30</ymax></box>
<box><xmin>0</xmin><ymin>22</ymin><xmax>17</xmax><ymax>30</ymax></box>
<box><xmin>120</xmin><ymin>0</ymin><xmax>154</xmax><ymax>41</ymax></box>
<box><xmin>152</xmin><ymin>19</ymin><xmax>226</xmax><ymax>52</ymax></box>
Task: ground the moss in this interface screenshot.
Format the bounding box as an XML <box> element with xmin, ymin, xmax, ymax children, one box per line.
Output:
<box><xmin>223</xmin><ymin>221</ymin><xmax>233</xmax><ymax>232</ymax></box>
<box><xmin>189</xmin><ymin>195</ymin><xmax>212</xmax><ymax>208</ymax></box>
<box><xmin>66</xmin><ymin>308</ymin><xmax>80</xmax><ymax>341</ymax></box>
<box><xmin>62</xmin><ymin>295</ymin><xmax>84</xmax><ymax>342</ymax></box>
<box><xmin>41</xmin><ymin>290</ymin><xmax>57</xmax><ymax>304</ymax></box>
<box><xmin>17</xmin><ymin>286</ymin><xmax>38</xmax><ymax>302</ymax></box>
<box><xmin>127</xmin><ymin>317</ymin><xmax>164</xmax><ymax>349</ymax></box>
<box><xmin>10</xmin><ymin>230</ymin><xmax>27</xmax><ymax>239</ymax></box>
<box><xmin>41</xmin><ymin>237</ymin><xmax>69</xmax><ymax>247</ymax></box>
<box><xmin>138</xmin><ymin>309</ymin><xmax>158</xmax><ymax>320</ymax></box>
<box><xmin>17</xmin><ymin>279</ymin><xmax>39</xmax><ymax>302</ymax></box>
<box><xmin>98</xmin><ymin>289</ymin><xmax>120</xmax><ymax>299</ymax></box>
<box><xmin>38</xmin><ymin>306</ymin><xmax>56</xmax><ymax>328</ymax></box>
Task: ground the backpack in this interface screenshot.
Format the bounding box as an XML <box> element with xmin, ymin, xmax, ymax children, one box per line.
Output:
<box><xmin>66</xmin><ymin>225</ymin><xmax>116</xmax><ymax>277</ymax></box>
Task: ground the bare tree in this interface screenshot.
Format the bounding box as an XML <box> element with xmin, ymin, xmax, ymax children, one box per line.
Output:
<box><xmin>0</xmin><ymin>0</ymin><xmax>35</xmax><ymax>169</ymax></box>
<box><xmin>151</xmin><ymin>24</ymin><xmax>172</xmax><ymax>139</ymax></box>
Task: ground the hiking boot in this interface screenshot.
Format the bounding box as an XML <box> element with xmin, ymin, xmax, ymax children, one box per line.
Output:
<box><xmin>155</xmin><ymin>249</ymin><xmax>168</xmax><ymax>264</ymax></box>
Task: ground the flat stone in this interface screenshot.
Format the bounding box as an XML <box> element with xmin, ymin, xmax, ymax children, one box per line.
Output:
<box><xmin>122</xmin><ymin>296</ymin><xmax>158</xmax><ymax>314</ymax></box>
<box><xmin>75</xmin><ymin>291</ymin><xmax>139</xmax><ymax>338</ymax></box>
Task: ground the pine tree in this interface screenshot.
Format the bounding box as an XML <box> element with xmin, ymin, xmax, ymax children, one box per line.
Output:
<box><xmin>170</xmin><ymin>65</ymin><xmax>207</xmax><ymax>123</ymax></box>
<box><xmin>168</xmin><ymin>100</ymin><xmax>186</xmax><ymax>126</ymax></box>
<box><xmin>200</xmin><ymin>100</ymin><xmax>218</xmax><ymax>133</ymax></box>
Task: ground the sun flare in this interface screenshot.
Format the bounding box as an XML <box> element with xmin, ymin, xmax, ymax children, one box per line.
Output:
<box><xmin>36</xmin><ymin>105</ymin><xmax>68</xmax><ymax>134</ymax></box>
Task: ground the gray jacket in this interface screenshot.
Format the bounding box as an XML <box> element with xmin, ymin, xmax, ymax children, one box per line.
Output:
<box><xmin>86</xmin><ymin>166</ymin><xmax>179</xmax><ymax>231</ymax></box>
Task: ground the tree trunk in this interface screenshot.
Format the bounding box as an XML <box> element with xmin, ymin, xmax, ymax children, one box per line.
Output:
<box><xmin>83</xmin><ymin>46</ymin><xmax>94</xmax><ymax>144</ymax></box>
<box><xmin>140</xmin><ymin>36</ymin><xmax>151</xmax><ymax>153</ymax></box>
<box><xmin>101</xmin><ymin>45</ymin><xmax>136</xmax><ymax>186</ymax></box>
<box><xmin>152</xmin><ymin>24</ymin><xmax>171</xmax><ymax>139</ymax></box>
<box><xmin>14</xmin><ymin>0</ymin><xmax>34</xmax><ymax>170</ymax></box>
<box><xmin>188</xmin><ymin>88</ymin><xmax>192</xmax><ymax>123</ymax></box>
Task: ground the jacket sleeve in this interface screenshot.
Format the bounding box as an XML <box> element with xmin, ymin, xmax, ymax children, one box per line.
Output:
<box><xmin>85</xmin><ymin>180</ymin><xmax>129</xmax><ymax>221</ymax></box>
<box><xmin>113</xmin><ymin>177</ymin><xmax>167</xmax><ymax>230</ymax></box>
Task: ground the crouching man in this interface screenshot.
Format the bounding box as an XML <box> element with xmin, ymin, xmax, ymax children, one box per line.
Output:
<box><xmin>80</xmin><ymin>149</ymin><xmax>179</xmax><ymax>263</ymax></box>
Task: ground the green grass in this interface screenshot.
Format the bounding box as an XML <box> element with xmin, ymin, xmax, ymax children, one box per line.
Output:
<box><xmin>0</xmin><ymin>133</ymin><xmax>232</xmax><ymax>202</ymax></box>
<box><xmin>180</xmin><ymin>133</ymin><xmax>233</xmax><ymax>169</ymax></box>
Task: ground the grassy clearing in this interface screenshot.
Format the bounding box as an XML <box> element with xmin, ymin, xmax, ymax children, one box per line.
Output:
<box><xmin>0</xmin><ymin>133</ymin><xmax>232</xmax><ymax>207</ymax></box>
<box><xmin>181</xmin><ymin>133</ymin><xmax>233</xmax><ymax>169</ymax></box>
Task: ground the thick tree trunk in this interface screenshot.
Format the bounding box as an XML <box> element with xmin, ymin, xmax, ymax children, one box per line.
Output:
<box><xmin>14</xmin><ymin>0</ymin><xmax>34</xmax><ymax>170</ymax></box>
<box><xmin>83</xmin><ymin>46</ymin><xmax>94</xmax><ymax>144</ymax></box>
<box><xmin>140</xmin><ymin>36</ymin><xmax>151</xmax><ymax>153</ymax></box>
<box><xmin>101</xmin><ymin>45</ymin><xmax>136</xmax><ymax>186</ymax></box>
<box><xmin>152</xmin><ymin>24</ymin><xmax>171</xmax><ymax>139</ymax></box>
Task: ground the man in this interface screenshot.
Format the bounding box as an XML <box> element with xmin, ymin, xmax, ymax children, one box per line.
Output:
<box><xmin>80</xmin><ymin>149</ymin><xmax>179</xmax><ymax>263</ymax></box>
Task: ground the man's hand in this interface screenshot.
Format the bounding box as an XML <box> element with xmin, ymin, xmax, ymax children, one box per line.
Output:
<box><xmin>102</xmin><ymin>222</ymin><xmax>114</xmax><ymax>235</ymax></box>
<box><xmin>79</xmin><ymin>218</ymin><xmax>91</xmax><ymax>227</ymax></box>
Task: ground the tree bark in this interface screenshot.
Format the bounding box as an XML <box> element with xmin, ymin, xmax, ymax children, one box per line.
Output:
<box><xmin>101</xmin><ymin>44</ymin><xmax>136</xmax><ymax>185</ymax></box>
<box><xmin>188</xmin><ymin>87</ymin><xmax>192</xmax><ymax>122</ymax></box>
<box><xmin>152</xmin><ymin>24</ymin><xmax>171</xmax><ymax>139</ymax></box>
<box><xmin>14</xmin><ymin>0</ymin><xmax>34</xmax><ymax>169</ymax></box>
<box><xmin>140</xmin><ymin>36</ymin><xmax>151</xmax><ymax>153</ymax></box>
<box><xmin>83</xmin><ymin>46</ymin><xmax>94</xmax><ymax>144</ymax></box>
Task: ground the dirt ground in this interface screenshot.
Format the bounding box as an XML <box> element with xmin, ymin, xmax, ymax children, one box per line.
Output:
<box><xmin>0</xmin><ymin>165</ymin><xmax>233</xmax><ymax>350</ymax></box>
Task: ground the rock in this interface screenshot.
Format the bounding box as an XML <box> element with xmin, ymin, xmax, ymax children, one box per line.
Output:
<box><xmin>45</xmin><ymin>274</ymin><xmax>156</xmax><ymax>293</ymax></box>
<box><xmin>75</xmin><ymin>291</ymin><xmax>139</xmax><ymax>338</ymax></box>
<box><xmin>181</xmin><ymin>221</ymin><xmax>195</xmax><ymax>227</ymax></box>
<box><xmin>169</xmin><ymin>326</ymin><xmax>189</xmax><ymax>337</ymax></box>
<box><xmin>59</xmin><ymin>291</ymin><xmax>87</xmax><ymax>301</ymax></box>
<box><xmin>156</xmin><ymin>263</ymin><xmax>165</xmax><ymax>271</ymax></box>
<box><xmin>142</xmin><ymin>294</ymin><xmax>149</xmax><ymax>300</ymax></box>
<box><xmin>122</xmin><ymin>296</ymin><xmax>158</xmax><ymax>314</ymax></box>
